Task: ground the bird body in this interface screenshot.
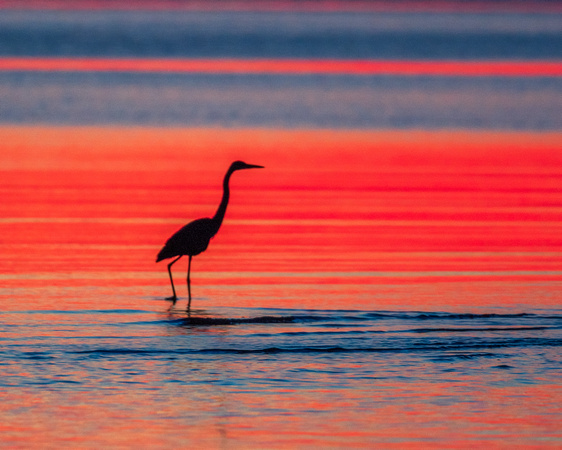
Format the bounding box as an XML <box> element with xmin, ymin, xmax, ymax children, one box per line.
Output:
<box><xmin>156</xmin><ymin>218</ymin><xmax>217</xmax><ymax>262</ymax></box>
<box><xmin>156</xmin><ymin>160</ymin><xmax>263</xmax><ymax>305</ymax></box>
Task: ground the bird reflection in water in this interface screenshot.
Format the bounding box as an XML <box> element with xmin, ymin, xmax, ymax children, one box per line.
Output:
<box><xmin>156</xmin><ymin>161</ymin><xmax>264</xmax><ymax>310</ymax></box>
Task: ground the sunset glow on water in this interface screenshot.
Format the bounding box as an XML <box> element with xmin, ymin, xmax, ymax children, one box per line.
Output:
<box><xmin>1</xmin><ymin>2</ymin><xmax>562</xmax><ymax>448</ymax></box>
<box><xmin>2</xmin><ymin>57</ymin><xmax>562</xmax><ymax>76</ymax></box>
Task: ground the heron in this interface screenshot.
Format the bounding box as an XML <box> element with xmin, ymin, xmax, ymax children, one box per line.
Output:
<box><xmin>156</xmin><ymin>160</ymin><xmax>264</xmax><ymax>306</ymax></box>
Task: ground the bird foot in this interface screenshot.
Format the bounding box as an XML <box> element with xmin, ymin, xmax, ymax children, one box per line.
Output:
<box><xmin>165</xmin><ymin>295</ymin><xmax>177</xmax><ymax>303</ymax></box>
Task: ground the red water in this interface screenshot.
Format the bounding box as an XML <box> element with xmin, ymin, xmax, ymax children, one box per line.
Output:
<box><xmin>2</xmin><ymin>126</ymin><xmax>562</xmax><ymax>447</ymax></box>
<box><xmin>2</xmin><ymin>57</ymin><xmax>561</xmax><ymax>76</ymax></box>
<box><xmin>2</xmin><ymin>125</ymin><xmax>561</xmax><ymax>304</ymax></box>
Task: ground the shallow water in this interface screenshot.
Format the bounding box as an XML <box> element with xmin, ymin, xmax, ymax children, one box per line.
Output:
<box><xmin>2</xmin><ymin>292</ymin><xmax>562</xmax><ymax>447</ymax></box>
<box><xmin>1</xmin><ymin>3</ymin><xmax>562</xmax><ymax>448</ymax></box>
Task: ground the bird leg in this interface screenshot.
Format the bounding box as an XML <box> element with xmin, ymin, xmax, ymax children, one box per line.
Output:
<box><xmin>166</xmin><ymin>255</ymin><xmax>182</xmax><ymax>302</ymax></box>
<box><xmin>186</xmin><ymin>255</ymin><xmax>192</xmax><ymax>311</ymax></box>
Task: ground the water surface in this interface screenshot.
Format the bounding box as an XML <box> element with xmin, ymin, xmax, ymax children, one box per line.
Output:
<box><xmin>1</xmin><ymin>4</ymin><xmax>562</xmax><ymax>448</ymax></box>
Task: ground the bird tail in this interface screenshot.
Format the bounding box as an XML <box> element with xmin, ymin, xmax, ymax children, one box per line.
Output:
<box><xmin>156</xmin><ymin>246</ymin><xmax>172</xmax><ymax>263</ymax></box>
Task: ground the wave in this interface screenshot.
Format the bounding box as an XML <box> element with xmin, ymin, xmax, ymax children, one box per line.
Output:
<box><xmin>364</xmin><ymin>312</ymin><xmax>537</xmax><ymax>320</ymax></box>
<box><xmin>73</xmin><ymin>337</ymin><xmax>562</xmax><ymax>358</ymax></box>
<box><xmin>180</xmin><ymin>314</ymin><xmax>374</xmax><ymax>325</ymax></box>
<box><xmin>46</xmin><ymin>308</ymin><xmax>562</xmax><ymax>362</ymax></box>
<box><xmin>182</xmin><ymin>315</ymin><xmax>302</xmax><ymax>326</ymax></box>
<box><xmin>408</xmin><ymin>326</ymin><xmax>561</xmax><ymax>333</ymax></box>
<box><xmin>248</xmin><ymin>326</ymin><xmax>561</xmax><ymax>338</ymax></box>
<box><xmin>176</xmin><ymin>311</ymin><xmax>562</xmax><ymax>327</ymax></box>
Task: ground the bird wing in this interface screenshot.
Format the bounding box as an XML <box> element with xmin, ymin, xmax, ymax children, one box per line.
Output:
<box><xmin>156</xmin><ymin>218</ymin><xmax>217</xmax><ymax>262</ymax></box>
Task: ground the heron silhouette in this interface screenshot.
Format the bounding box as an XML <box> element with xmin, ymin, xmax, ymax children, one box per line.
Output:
<box><xmin>156</xmin><ymin>160</ymin><xmax>264</xmax><ymax>307</ymax></box>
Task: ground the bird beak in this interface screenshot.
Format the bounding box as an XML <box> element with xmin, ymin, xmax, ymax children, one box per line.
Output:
<box><xmin>244</xmin><ymin>164</ymin><xmax>264</xmax><ymax>169</ymax></box>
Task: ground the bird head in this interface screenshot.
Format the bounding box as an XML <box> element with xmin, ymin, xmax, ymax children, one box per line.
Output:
<box><xmin>231</xmin><ymin>161</ymin><xmax>264</xmax><ymax>171</ymax></box>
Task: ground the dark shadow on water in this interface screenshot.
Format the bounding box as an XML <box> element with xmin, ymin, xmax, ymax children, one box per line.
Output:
<box><xmin>182</xmin><ymin>315</ymin><xmax>299</xmax><ymax>326</ymax></box>
<box><xmin>159</xmin><ymin>307</ymin><xmax>562</xmax><ymax>333</ymax></box>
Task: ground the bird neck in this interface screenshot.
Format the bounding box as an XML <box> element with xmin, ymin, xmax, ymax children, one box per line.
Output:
<box><xmin>211</xmin><ymin>167</ymin><xmax>234</xmax><ymax>231</ymax></box>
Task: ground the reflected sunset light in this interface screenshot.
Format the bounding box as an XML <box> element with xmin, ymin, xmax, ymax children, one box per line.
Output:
<box><xmin>1</xmin><ymin>3</ymin><xmax>561</xmax><ymax>448</ymax></box>
<box><xmin>1</xmin><ymin>57</ymin><xmax>561</xmax><ymax>77</ymax></box>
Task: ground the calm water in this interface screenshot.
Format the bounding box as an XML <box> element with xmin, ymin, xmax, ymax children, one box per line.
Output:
<box><xmin>1</xmin><ymin>3</ymin><xmax>562</xmax><ymax>448</ymax></box>
<box><xmin>2</xmin><ymin>298</ymin><xmax>562</xmax><ymax>447</ymax></box>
